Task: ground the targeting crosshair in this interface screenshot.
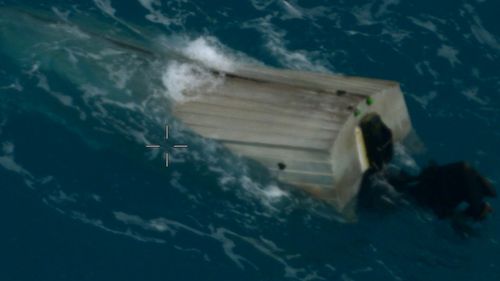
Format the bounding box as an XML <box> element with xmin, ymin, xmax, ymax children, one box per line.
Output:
<box><xmin>145</xmin><ymin>125</ymin><xmax>188</xmax><ymax>167</ymax></box>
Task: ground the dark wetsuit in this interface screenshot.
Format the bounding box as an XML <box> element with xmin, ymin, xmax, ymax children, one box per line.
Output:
<box><xmin>356</xmin><ymin>113</ymin><xmax>495</xmax><ymax>221</ymax></box>
<box><xmin>387</xmin><ymin>162</ymin><xmax>496</xmax><ymax>220</ymax></box>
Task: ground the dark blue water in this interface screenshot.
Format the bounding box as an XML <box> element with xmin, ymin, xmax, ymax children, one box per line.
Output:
<box><xmin>1</xmin><ymin>1</ymin><xmax>499</xmax><ymax>280</ymax></box>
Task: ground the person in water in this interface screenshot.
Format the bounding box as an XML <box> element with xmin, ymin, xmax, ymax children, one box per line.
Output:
<box><xmin>357</xmin><ymin>113</ymin><xmax>496</xmax><ymax>221</ymax></box>
<box><xmin>388</xmin><ymin>162</ymin><xmax>496</xmax><ymax>220</ymax></box>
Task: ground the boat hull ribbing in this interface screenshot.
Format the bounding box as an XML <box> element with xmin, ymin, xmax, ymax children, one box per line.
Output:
<box><xmin>174</xmin><ymin>65</ymin><xmax>412</xmax><ymax>215</ymax></box>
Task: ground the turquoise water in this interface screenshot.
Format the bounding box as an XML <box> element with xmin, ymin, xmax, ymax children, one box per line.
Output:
<box><xmin>1</xmin><ymin>1</ymin><xmax>499</xmax><ymax>280</ymax></box>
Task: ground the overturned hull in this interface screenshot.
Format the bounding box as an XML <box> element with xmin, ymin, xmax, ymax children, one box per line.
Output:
<box><xmin>0</xmin><ymin>6</ymin><xmax>412</xmax><ymax>214</ymax></box>
<box><xmin>174</xmin><ymin>65</ymin><xmax>413</xmax><ymax>213</ymax></box>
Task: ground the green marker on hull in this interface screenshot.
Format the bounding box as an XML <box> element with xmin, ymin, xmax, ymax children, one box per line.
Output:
<box><xmin>366</xmin><ymin>97</ymin><xmax>374</xmax><ymax>106</ymax></box>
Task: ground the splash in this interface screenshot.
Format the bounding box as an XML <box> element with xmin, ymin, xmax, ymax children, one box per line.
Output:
<box><xmin>161</xmin><ymin>61</ymin><xmax>225</xmax><ymax>102</ymax></box>
<box><xmin>160</xmin><ymin>36</ymin><xmax>241</xmax><ymax>102</ymax></box>
<box><xmin>181</xmin><ymin>37</ymin><xmax>236</xmax><ymax>71</ymax></box>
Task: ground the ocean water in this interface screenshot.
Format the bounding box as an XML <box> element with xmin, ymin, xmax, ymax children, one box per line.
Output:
<box><xmin>1</xmin><ymin>0</ymin><xmax>499</xmax><ymax>280</ymax></box>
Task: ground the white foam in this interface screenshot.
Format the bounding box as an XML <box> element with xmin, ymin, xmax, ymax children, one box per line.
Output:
<box><xmin>0</xmin><ymin>142</ymin><xmax>62</xmax><ymax>189</ymax></box>
<box><xmin>161</xmin><ymin>61</ymin><xmax>224</xmax><ymax>102</ymax></box>
<box><xmin>48</xmin><ymin>190</ymin><xmax>78</xmax><ymax>204</ymax></box>
<box><xmin>471</xmin><ymin>24</ymin><xmax>500</xmax><ymax>52</ymax></box>
<box><xmin>114</xmin><ymin>212</ymin><xmax>176</xmax><ymax>235</ymax></box>
<box><xmin>110</xmin><ymin>210</ymin><xmax>323</xmax><ymax>276</ymax></box>
<box><xmin>2</xmin><ymin>142</ymin><xmax>14</xmax><ymax>154</ymax></box>
<box><xmin>409</xmin><ymin>16</ymin><xmax>448</xmax><ymax>42</ymax></box>
<box><xmin>262</xmin><ymin>184</ymin><xmax>289</xmax><ymax>200</ymax></box>
<box><xmin>0</xmin><ymin>79</ymin><xmax>23</xmax><ymax>92</ymax></box>
<box><xmin>51</xmin><ymin>7</ymin><xmax>70</xmax><ymax>22</ymax></box>
<box><xmin>392</xmin><ymin>143</ymin><xmax>420</xmax><ymax>173</ymax></box>
<box><xmin>244</xmin><ymin>17</ymin><xmax>329</xmax><ymax>71</ymax></box>
<box><xmin>465</xmin><ymin>4</ymin><xmax>500</xmax><ymax>52</ymax></box>
<box><xmin>375</xmin><ymin>0</ymin><xmax>399</xmax><ymax>17</ymax></box>
<box><xmin>0</xmin><ymin>155</ymin><xmax>22</xmax><ymax>175</ymax></box>
<box><xmin>0</xmin><ymin>142</ymin><xmax>34</xmax><ymax>180</ymax></box>
<box><xmin>93</xmin><ymin>0</ymin><xmax>116</xmax><ymax>17</ymax></box>
<box><xmin>280</xmin><ymin>0</ymin><xmax>303</xmax><ymax>19</ymax></box>
<box><xmin>93</xmin><ymin>0</ymin><xmax>143</xmax><ymax>35</ymax></box>
<box><xmin>352</xmin><ymin>4</ymin><xmax>374</xmax><ymax>26</ymax></box>
<box><xmin>99</xmin><ymin>48</ymin><xmax>125</xmax><ymax>57</ymax></box>
<box><xmin>437</xmin><ymin>45</ymin><xmax>461</xmax><ymax>67</ymax></box>
<box><xmin>211</xmin><ymin>228</ymin><xmax>251</xmax><ymax>269</ymax></box>
<box><xmin>238</xmin><ymin>176</ymin><xmax>290</xmax><ymax>209</ymax></box>
<box><xmin>251</xmin><ymin>0</ymin><xmax>274</xmax><ymax>11</ymax></box>
<box><xmin>410</xmin><ymin>91</ymin><xmax>437</xmax><ymax>109</ymax></box>
<box><xmin>104</xmin><ymin>60</ymin><xmax>136</xmax><ymax>89</ymax></box>
<box><xmin>409</xmin><ymin>17</ymin><xmax>438</xmax><ymax>33</ymax></box>
<box><xmin>137</xmin><ymin>0</ymin><xmax>171</xmax><ymax>26</ymax></box>
<box><xmin>137</xmin><ymin>0</ymin><xmax>155</xmax><ymax>13</ymax></box>
<box><xmin>158</xmin><ymin>36</ymin><xmax>243</xmax><ymax>102</ymax></box>
<box><xmin>65</xmin><ymin>48</ymin><xmax>79</xmax><ymax>65</ymax></box>
<box><xmin>49</xmin><ymin>23</ymin><xmax>90</xmax><ymax>40</ymax></box>
<box><xmin>114</xmin><ymin>211</ymin><xmax>205</xmax><ymax>237</ymax></box>
<box><xmin>182</xmin><ymin>37</ymin><xmax>235</xmax><ymax>72</ymax></box>
<box><xmin>28</xmin><ymin>68</ymin><xmax>88</xmax><ymax>120</ymax></box>
<box><xmin>415</xmin><ymin>61</ymin><xmax>439</xmax><ymax>79</ymax></box>
<box><xmin>462</xmin><ymin>87</ymin><xmax>489</xmax><ymax>105</ymax></box>
<box><xmin>91</xmin><ymin>194</ymin><xmax>102</xmax><ymax>202</ymax></box>
<box><xmin>352</xmin><ymin>0</ymin><xmax>399</xmax><ymax>24</ymax></box>
<box><xmin>63</xmin><ymin>210</ymin><xmax>165</xmax><ymax>243</ymax></box>
<box><xmin>35</xmin><ymin>73</ymin><xmax>74</xmax><ymax>107</ymax></box>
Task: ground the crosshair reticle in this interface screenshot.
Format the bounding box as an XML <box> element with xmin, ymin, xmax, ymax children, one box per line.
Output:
<box><xmin>145</xmin><ymin>125</ymin><xmax>188</xmax><ymax>167</ymax></box>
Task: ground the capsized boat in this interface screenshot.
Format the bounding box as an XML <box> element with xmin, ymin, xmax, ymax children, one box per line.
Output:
<box><xmin>3</xmin><ymin>6</ymin><xmax>413</xmax><ymax>214</ymax></box>
<box><xmin>173</xmin><ymin>65</ymin><xmax>413</xmax><ymax>214</ymax></box>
